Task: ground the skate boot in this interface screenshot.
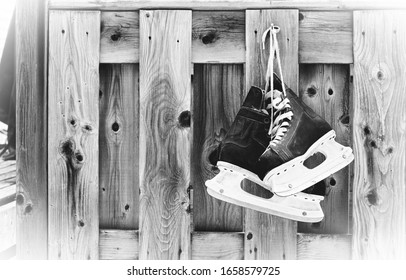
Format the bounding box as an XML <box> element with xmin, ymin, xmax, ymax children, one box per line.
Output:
<box><xmin>255</xmin><ymin>24</ymin><xmax>353</xmax><ymax>196</ymax></box>
<box><xmin>256</xmin><ymin>74</ymin><xmax>354</xmax><ymax>197</ymax></box>
<box><xmin>205</xmin><ymin>86</ymin><xmax>325</xmax><ymax>223</ymax></box>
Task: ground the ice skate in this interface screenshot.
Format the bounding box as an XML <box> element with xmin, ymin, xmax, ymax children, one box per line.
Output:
<box><xmin>257</xmin><ymin>74</ymin><xmax>354</xmax><ymax>196</ymax></box>
<box><xmin>206</xmin><ymin>162</ymin><xmax>324</xmax><ymax>223</ymax></box>
<box><xmin>257</xmin><ymin>26</ymin><xmax>354</xmax><ymax>196</ymax></box>
<box><xmin>205</xmin><ymin>86</ymin><xmax>325</xmax><ymax>223</ymax></box>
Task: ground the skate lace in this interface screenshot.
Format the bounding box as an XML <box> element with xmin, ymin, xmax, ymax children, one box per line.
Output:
<box><xmin>261</xmin><ymin>25</ymin><xmax>293</xmax><ymax>147</ymax></box>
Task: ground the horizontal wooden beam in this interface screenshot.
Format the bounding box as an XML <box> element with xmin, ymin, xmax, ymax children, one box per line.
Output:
<box><xmin>49</xmin><ymin>0</ymin><xmax>406</xmax><ymax>11</ymax></box>
<box><xmin>299</xmin><ymin>11</ymin><xmax>353</xmax><ymax>63</ymax></box>
<box><xmin>98</xmin><ymin>230</ymin><xmax>352</xmax><ymax>260</ymax></box>
<box><xmin>99</xmin><ymin>229</ymin><xmax>139</xmax><ymax>260</ymax></box>
<box><xmin>100</xmin><ymin>11</ymin><xmax>353</xmax><ymax>64</ymax></box>
<box><xmin>297</xmin><ymin>233</ymin><xmax>351</xmax><ymax>260</ymax></box>
<box><xmin>192</xmin><ymin>232</ymin><xmax>244</xmax><ymax>260</ymax></box>
<box><xmin>192</xmin><ymin>11</ymin><xmax>245</xmax><ymax>63</ymax></box>
<box><xmin>100</xmin><ymin>12</ymin><xmax>139</xmax><ymax>64</ymax></box>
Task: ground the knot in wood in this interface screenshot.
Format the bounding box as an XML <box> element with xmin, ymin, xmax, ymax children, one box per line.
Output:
<box><xmin>306</xmin><ymin>86</ymin><xmax>317</xmax><ymax>97</ymax></box>
<box><xmin>178</xmin><ymin>110</ymin><xmax>191</xmax><ymax>128</ymax></box>
<box><xmin>371</xmin><ymin>63</ymin><xmax>390</xmax><ymax>87</ymax></box>
<box><xmin>112</xmin><ymin>122</ymin><xmax>120</xmax><ymax>132</ymax></box>
<box><xmin>201</xmin><ymin>32</ymin><xmax>217</xmax><ymax>45</ymax></box>
<box><xmin>377</xmin><ymin>70</ymin><xmax>384</xmax><ymax>81</ymax></box>
<box><xmin>339</xmin><ymin>114</ymin><xmax>350</xmax><ymax>125</ymax></box>
<box><xmin>111</xmin><ymin>32</ymin><xmax>121</xmax><ymax>42</ymax></box>
<box><xmin>60</xmin><ymin>139</ymin><xmax>75</xmax><ymax>160</ymax></box>
<box><xmin>328</xmin><ymin>88</ymin><xmax>334</xmax><ymax>95</ymax></box>
<box><xmin>16</xmin><ymin>194</ymin><xmax>25</xmax><ymax>205</ymax></box>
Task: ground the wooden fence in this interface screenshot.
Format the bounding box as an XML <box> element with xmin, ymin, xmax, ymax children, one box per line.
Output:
<box><xmin>14</xmin><ymin>0</ymin><xmax>406</xmax><ymax>259</ymax></box>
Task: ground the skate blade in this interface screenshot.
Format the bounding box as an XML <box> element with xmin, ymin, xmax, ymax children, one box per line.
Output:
<box><xmin>264</xmin><ymin>130</ymin><xmax>354</xmax><ymax>197</ymax></box>
<box><xmin>205</xmin><ymin>163</ymin><xmax>324</xmax><ymax>223</ymax></box>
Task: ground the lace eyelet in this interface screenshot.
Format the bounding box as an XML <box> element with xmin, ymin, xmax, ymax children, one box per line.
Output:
<box><xmin>264</xmin><ymin>118</ymin><xmax>270</xmax><ymax>124</ymax></box>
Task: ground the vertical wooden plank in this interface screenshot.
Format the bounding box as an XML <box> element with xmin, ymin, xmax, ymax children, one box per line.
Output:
<box><xmin>48</xmin><ymin>10</ymin><xmax>100</xmax><ymax>259</ymax></box>
<box><xmin>298</xmin><ymin>64</ymin><xmax>351</xmax><ymax>234</ymax></box>
<box><xmin>244</xmin><ymin>10</ymin><xmax>298</xmax><ymax>260</ymax></box>
<box><xmin>192</xmin><ymin>64</ymin><xmax>244</xmax><ymax>232</ymax></box>
<box><xmin>246</xmin><ymin>10</ymin><xmax>298</xmax><ymax>93</ymax></box>
<box><xmin>99</xmin><ymin>64</ymin><xmax>139</xmax><ymax>230</ymax></box>
<box><xmin>139</xmin><ymin>10</ymin><xmax>192</xmax><ymax>260</ymax></box>
<box><xmin>15</xmin><ymin>0</ymin><xmax>48</xmax><ymax>259</ymax></box>
<box><xmin>353</xmin><ymin>10</ymin><xmax>406</xmax><ymax>259</ymax></box>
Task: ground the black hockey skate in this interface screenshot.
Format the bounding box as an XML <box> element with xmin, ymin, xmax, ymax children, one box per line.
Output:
<box><xmin>205</xmin><ymin>86</ymin><xmax>324</xmax><ymax>223</ymax></box>
<box><xmin>257</xmin><ymin>74</ymin><xmax>354</xmax><ymax>196</ymax></box>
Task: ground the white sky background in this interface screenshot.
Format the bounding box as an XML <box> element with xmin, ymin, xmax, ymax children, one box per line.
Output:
<box><xmin>0</xmin><ymin>0</ymin><xmax>16</xmax><ymax>60</ymax></box>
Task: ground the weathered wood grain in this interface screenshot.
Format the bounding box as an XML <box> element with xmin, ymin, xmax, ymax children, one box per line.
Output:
<box><xmin>353</xmin><ymin>10</ymin><xmax>406</xmax><ymax>259</ymax></box>
<box><xmin>48</xmin><ymin>10</ymin><xmax>100</xmax><ymax>259</ymax></box>
<box><xmin>244</xmin><ymin>9</ymin><xmax>298</xmax><ymax>260</ymax></box>
<box><xmin>297</xmin><ymin>233</ymin><xmax>351</xmax><ymax>259</ymax></box>
<box><xmin>192</xmin><ymin>232</ymin><xmax>244</xmax><ymax>260</ymax></box>
<box><xmin>99</xmin><ymin>64</ymin><xmax>139</xmax><ymax>230</ymax></box>
<box><xmin>139</xmin><ymin>10</ymin><xmax>192</xmax><ymax>260</ymax></box>
<box><xmin>99</xmin><ymin>229</ymin><xmax>139</xmax><ymax>259</ymax></box>
<box><xmin>100</xmin><ymin>11</ymin><xmax>245</xmax><ymax>63</ymax></box>
<box><xmin>0</xmin><ymin>202</ymin><xmax>16</xmax><ymax>253</ymax></box>
<box><xmin>299</xmin><ymin>11</ymin><xmax>353</xmax><ymax>63</ymax></box>
<box><xmin>97</xmin><ymin>11</ymin><xmax>353</xmax><ymax>64</ymax></box>
<box><xmin>192</xmin><ymin>64</ymin><xmax>244</xmax><ymax>232</ymax></box>
<box><xmin>100</xmin><ymin>12</ymin><xmax>139</xmax><ymax>63</ymax></box>
<box><xmin>15</xmin><ymin>0</ymin><xmax>48</xmax><ymax>259</ymax></box>
<box><xmin>99</xmin><ymin>230</ymin><xmax>353</xmax><ymax>260</ymax></box>
<box><xmin>99</xmin><ymin>230</ymin><xmax>244</xmax><ymax>260</ymax></box>
<box><xmin>192</xmin><ymin>12</ymin><xmax>245</xmax><ymax>63</ymax></box>
<box><xmin>298</xmin><ymin>64</ymin><xmax>351</xmax><ymax>234</ymax></box>
<box><xmin>49</xmin><ymin>0</ymin><xmax>406</xmax><ymax>10</ymax></box>
<box><xmin>246</xmin><ymin>10</ymin><xmax>299</xmax><ymax>93</ymax></box>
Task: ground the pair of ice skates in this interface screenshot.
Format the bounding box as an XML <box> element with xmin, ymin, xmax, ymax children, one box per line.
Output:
<box><xmin>205</xmin><ymin>74</ymin><xmax>354</xmax><ymax>223</ymax></box>
<box><xmin>205</xmin><ymin>25</ymin><xmax>353</xmax><ymax>223</ymax></box>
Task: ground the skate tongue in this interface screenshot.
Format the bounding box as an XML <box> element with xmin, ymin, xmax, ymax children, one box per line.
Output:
<box><xmin>263</xmin><ymin>89</ymin><xmax>293</xmax><ymax>145</ymax></box>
